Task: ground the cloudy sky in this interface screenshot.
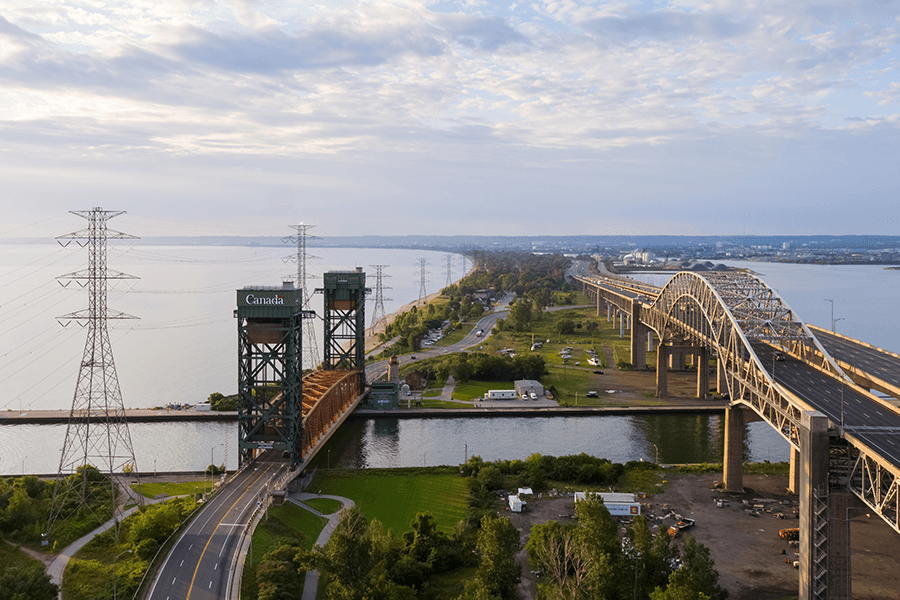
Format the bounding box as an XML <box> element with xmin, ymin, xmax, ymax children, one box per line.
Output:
<box><xmin>1</xmin><ymin>0</ymin><xmax>898</xmax><ymax>238</ymax></box>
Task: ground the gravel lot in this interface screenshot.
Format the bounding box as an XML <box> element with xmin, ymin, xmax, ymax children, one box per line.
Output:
<box><xmin>504</xmin><ymin>472</ymin><xmax>900</xmax><ymax>600</ymax></box>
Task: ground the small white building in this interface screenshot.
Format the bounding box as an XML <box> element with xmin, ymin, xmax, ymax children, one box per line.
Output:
<box><xmin>508</xmin><ymin>494</ymin><xmax>524</xmax><ymax>512</ymax></box>
<box><xmin>575</xmin><ymin>492</ymin><xmax>641</xmax><ymax>516</ymax></box>
<box><xmin>196</xmin><ymin>402</ymin><xmax>211</xmax><ymax>412</ymax></box>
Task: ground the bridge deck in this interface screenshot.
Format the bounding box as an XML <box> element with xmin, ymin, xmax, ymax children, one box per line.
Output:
<box><xmin>753</xmin><ymin>342</ymin><xmax>900</xmax><ymax>466</ymax></box>
<box><xmin>812</xmin><ymin>326</ymin><xmax>900</xmax><ymax>401</ymax></box>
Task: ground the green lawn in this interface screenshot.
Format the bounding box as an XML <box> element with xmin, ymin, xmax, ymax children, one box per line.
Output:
<box><xmin>452</xmin><ymin>380</ymin><xmax>507</xmax><ymax>401</ymax></box>
<box><xmin>131</xmin><ymin>481</ymin><xmax>209</xmax><ymax>498</ymax></box>
<box><xmin>301</xmin><ymin>497</ymin><xmax>344</xmax><ymax>515</ymax></box>
<box><xmin>308</xmin><ymin>469</ymin><xmax>469</xmax><ymax>534</ymax></box>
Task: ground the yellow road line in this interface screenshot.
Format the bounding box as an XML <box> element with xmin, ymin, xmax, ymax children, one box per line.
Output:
<box><xmin>185</xmin><ymin>467</ymin><xmax>270</xmax><ymax>599</ymax></box>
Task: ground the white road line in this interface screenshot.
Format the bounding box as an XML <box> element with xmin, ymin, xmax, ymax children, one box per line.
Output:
<box><xmin>214</xmin><ymin>563</ymin><xmax>218</xmax><ymax>570</ymax></box>
<box><xmin>180</xmin><ymin>560</ymin><xmax>184</xmax><ymax>566</ymax></box>
<box><xmin>172</xmin><ymin>577</ymin><xmax>176</xmax><ymax>585</ymax></box>
<box><xmin>209</xmin><ymin>581</ymin><xmax>212</xmax><ymax>589</ymax></box>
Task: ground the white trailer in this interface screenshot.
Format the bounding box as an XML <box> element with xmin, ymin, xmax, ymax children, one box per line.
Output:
<box><xmin>575</xmin><ymin>492</ymin><xmax>641</xmax><ymax>516</ymax></box>
<box><xmin>508</xmin><ymin>494</ymin><xmax>524</xmax><ymax>512</ymax></box>
<box><xmin>483</xmin><ymin>389</ymin><xmax>517</xmax><ymax>400</ymax></box>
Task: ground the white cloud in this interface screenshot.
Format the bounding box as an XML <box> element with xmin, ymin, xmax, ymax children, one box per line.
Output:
<box><xmin>0</xmin><ymin>0</ymin><xmax>898</xmax><ymax>236</ymax></box>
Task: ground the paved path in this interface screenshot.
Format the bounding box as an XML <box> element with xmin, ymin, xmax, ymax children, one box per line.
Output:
<box><xmin>288</xmin><ymin>493</ymin><xmax>355</xmax><ymax>600</ymax></box>
<box><xmin>47</xmin><ymin>490</ymin><xmax>170</xmax><ymax>598</ymax></box>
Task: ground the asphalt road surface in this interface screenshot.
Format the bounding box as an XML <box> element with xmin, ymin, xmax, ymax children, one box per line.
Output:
<box><xmin>752</xmin><ymin>342</ymin><xmax>900</xmax><ymax>466</ymax></box>
<box><xmin>148</xmin><ymin>456</ymin><xmax>285</xmax><ymax>600</ymax></box>
<box><xmin>814</xmin><ymin>327</ymin><xmax>900</xmax><ymax>392</ymax></box>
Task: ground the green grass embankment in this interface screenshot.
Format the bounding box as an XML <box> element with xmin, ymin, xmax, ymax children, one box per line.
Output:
<box><xmin>308</xmin><ymin>468</ymin><xmax>469</xmax><ymax>534</ymax></box>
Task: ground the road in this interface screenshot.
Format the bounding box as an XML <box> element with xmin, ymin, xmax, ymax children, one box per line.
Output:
<box><xmin>147</xmin><ymin>455</ymin><xmax>285</xmax><ymax>600</ymax></box>
<box><xmin>365</xmin><ymin>296</ymin><xmax>513</xmax><ymax>383</ymax></box>
<box><xmin>752</xmin><ymin>342</ymin><xmax>900</xmax><ymax>466</ymax></box>
<box><xmin>813</xmin><ymin>326</ymin><xmax>900</xmax><ymax>394</ymax></box>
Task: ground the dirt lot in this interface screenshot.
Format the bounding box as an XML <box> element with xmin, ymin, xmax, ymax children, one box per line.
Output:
<box><xmin>504</xmin><ymin>472</ymin><xmax>900</xmax><ymax>600</ymax></box>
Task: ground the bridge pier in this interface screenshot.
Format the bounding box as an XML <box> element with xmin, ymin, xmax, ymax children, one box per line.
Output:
<box><xmin>656</xmin><ymin>343</ymin><xmax>668</xmax><ymax>397</ymax></box>
<box><xmin>789</xmin><ymin>447</ymin><xmax>800</xmax><ymax>494</ymax></box>
<box><xmin>619</xmin><ymin>311</ymin><xmax>625</xmax><ymax>338</ymax></box>
<box><xmin>630</xmin><ymin>299</ymin><xmax>647</xmax><ymax>370</ymax></box>
<box><xmin>696</xmin><ymin>346</ymin><xmax>709</xmax><ymax>398</ymax></box>
<box><xmin>723</xmin><ymin>405</ymin><xmax>745</xmax><ymax>492</ymax></box>
<box><xmin>799</xmin><ymin>411</ymin><xmax>830</xmax><ymax>600</ymax></box>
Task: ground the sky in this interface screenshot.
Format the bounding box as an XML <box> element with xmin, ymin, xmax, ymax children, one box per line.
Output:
<box><xmin>1</xmin><ymin>0</ymin><xmax>899</xmax><ymax>239</ymax></box>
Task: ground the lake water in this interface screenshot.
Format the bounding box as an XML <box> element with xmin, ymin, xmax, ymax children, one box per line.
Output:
<box><xmin>1</xmin><ymin>251</ymin><xmax>894</xmax><ymax>475</ymax></box>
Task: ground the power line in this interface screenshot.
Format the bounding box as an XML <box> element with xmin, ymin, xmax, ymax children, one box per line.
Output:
<box><xmin>369</xmin><ymin>265</ymin><xmax>392</xmax><ymax>335</ymax></box>
<box><xmin>284</xmin><ymin>224</ymin><xmax>321</xmax><ymax>370</ymax></box>
<box><xmin>47</xmin><ymin>208</ymin><xmax>143</xmax><ymax>540</ymax></box>
<box><xmin>417</xmin><ymin>258</ymin><xmax>429</xmax><ymax>305</ymax></box>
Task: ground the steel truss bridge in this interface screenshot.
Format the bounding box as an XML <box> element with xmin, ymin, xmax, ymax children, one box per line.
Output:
<box><xmin>576</xmin><ymin>270</ymin><xmax>900</xmax><ymax>600</ymax></box>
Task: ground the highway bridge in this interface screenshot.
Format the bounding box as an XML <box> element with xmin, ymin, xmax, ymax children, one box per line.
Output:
<box><xmin>575</xmin><ymin>269</ymin><xmax>900</xmax><ymax>600</ymax></box>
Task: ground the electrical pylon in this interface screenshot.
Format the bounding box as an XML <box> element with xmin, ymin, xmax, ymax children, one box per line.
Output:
<box><xmin>284</xmin><ymin>224</ymin><xmax>320</xmax><ymax>370</ymax></box>
<box><xmin>417</xmin><ymin>258</ymin><xmax>429</xmax><ymax>305</ymax></box>
<box><xmin>48</xmin><ymin>208</ymin><xmax>141</xmax><ymax>539</ymax></box>
<box><xmin>369</xmin><ymin>265</ymin><xmax>392</xmax><ymax>335</ymax></box>
<box><xmin>445</xmin><ymin>254</ymin><xmax>453</xmax><ymax>287</ymax></box>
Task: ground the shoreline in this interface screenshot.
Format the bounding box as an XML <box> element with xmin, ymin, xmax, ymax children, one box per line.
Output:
<box><xmin>1</xmin><ymin>403</ymin><xmax>724</xmax><ymax>425</ymax></box>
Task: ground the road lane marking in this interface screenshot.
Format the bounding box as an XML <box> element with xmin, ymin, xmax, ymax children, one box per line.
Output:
<box><xmin>172</xmin><ymin>578</ymin><xmax>176</xmax><ymax>585</ymax></box>
<box><xmin>180</xmin><ymin>560</ymin><xmax>184</xmax><ymax>566</ymax></box>
<box><xmin>185</xmin><ymin>466</ymin><xmax>274</xmax><ymax>600</ymax></box>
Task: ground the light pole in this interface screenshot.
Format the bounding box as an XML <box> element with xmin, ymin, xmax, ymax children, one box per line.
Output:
<box><xmin>825</xmin><ymin>298</ymin><xmax>834</xmax><ymax>332</ymax></box>
<box><xmin>22</xmin><ymin>455</ymin><xmax>26</xmax><ymax>476</ymax></box>
<box><xmin>833</xmin><ymin>317</ymin><xmax>845</xmax><ymax>332</ymax></box>
<box><xmin>112</xmin><ymin>549</ymin><xmax>132</xmax><ymax>600</ymax></box>
<box><xmin>651</xmin><ymin>443</ymin><xmax>659</xmax><ymax>465</ymax></box>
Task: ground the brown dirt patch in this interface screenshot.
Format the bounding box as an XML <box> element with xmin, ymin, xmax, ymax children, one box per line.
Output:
<box><xmin>501</xmin><ymin>473</ymin><xmax>900</xmax><ymax>600</ymax></box>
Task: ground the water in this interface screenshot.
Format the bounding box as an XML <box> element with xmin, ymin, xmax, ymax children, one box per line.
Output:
<box><xmin>2</xmin><ymin>253</ymin><xmax>891</xmax><ymax>474</ymax></box>
<box><xmin>0</xmin><ymin>243</ymin><xmax>462</xmax><ymax>413</ymax></box>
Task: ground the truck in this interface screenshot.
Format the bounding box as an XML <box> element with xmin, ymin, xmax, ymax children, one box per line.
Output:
<box><xmin>483</xmin><ymin>390</ymin><xmax>517</xmax><ymax>400</ymax></box>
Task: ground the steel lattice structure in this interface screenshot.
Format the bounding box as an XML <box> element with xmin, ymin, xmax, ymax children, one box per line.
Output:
<box><xmin>417</xmin><ymin>258</ymin><xmax>428</xmax><ymax>305</ymax></box>
<box><xmin>284</xmin><ymin>224</ymin><xmax>321</xmax><ymax>370</ymax></box>
<box><xmin>578</xmin><ymin>271</ymin><xmax>900</xmax><ymax>537</ymax></box>
<box><xmin>369</xmin><ymin>264</ymin><xmax>392</xmax><ymax>335</ymax></box>
<box><xmin>48</xmin><ymin>208</ymin><xmax>141</xmax><ymax>537</ymax></box>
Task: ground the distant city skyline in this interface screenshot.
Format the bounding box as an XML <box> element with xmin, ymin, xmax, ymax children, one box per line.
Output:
<box><xmin>1</xmin><ymin>1</ymin><xmax>898</xmax><ymax>238</ymax></box>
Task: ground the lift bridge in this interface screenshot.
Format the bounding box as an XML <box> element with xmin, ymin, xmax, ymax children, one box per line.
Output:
<box><xmin>235</xmin><ymin>269</ymin><xmax>367</xmax><ymax>469</ymax></box>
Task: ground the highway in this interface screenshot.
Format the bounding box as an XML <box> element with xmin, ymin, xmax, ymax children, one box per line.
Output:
<box><xmin>147</xmin><ymin>455</ymin><xmax>285</xmax><ymax>600</ymax></box>
<box><xmin>813</xmin><ymin>327</ymin><xmax>900</xmax><ymax>394</ymax></box>
<box><xmin>752</xmin><ymin>342</ymin><xmax>900</xmax><ymax>465</ymax></box>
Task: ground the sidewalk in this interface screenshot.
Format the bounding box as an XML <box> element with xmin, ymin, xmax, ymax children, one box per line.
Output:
<box><xmin>288</xmin><ymin>493</ymin><xmax>355</xmax><ymax>600</ymax></box>
<box><xmin>47</xmin><ymin>484</ymin><xmax>170</xmax><ymax>598</ymax></box>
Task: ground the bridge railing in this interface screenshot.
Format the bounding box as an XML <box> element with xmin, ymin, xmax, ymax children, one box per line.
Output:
<box><xmin>301</xmin><ymin>370</ymin><xmax>360</xmax><ymax>456</ymax></box>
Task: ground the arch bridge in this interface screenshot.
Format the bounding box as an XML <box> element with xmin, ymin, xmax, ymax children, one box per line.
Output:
<box><xmin>577</xmin><ymin>270</ymin><xmax>900</xmax><ymax>600</ymax></box>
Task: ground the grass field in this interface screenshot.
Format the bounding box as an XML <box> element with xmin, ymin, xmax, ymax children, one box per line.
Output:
<box><xmin>131</xmin><ymin>481</ymin><xmax>208</xmax><ymax>498</ymax></box>
<box><xmin>451</xmin><ymin>380</ymin><xmax>507</xmax><ymax>401</ymax></box>
<box><xmin>301</xmin><ymin>497</ymin><xmax>344</xmax><ymax>515</ymax></box>
<box><xmin>433</xmin><ymin>323</ymin><xmax>475</xmax><ymax>346</ymax></box>
<box><xmin>308</xmin><ymin>469</ymin><xmax>469</xmax><ymax>534</ymax></box>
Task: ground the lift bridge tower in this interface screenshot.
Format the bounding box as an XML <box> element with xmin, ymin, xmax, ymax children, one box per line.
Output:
<box><xmin>235</xmin><ymin>283</ymin><xmax>313</xmax><ymax>468</ymax></box>
<box><xmin>320</xmin><ymin>269</ymin><xmax>368</xmax><ymax>391</ymax></box>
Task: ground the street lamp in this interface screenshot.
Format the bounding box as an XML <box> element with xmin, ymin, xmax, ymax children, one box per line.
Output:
<box><xmin>825</xmin><ymin>298</ymin><xmax>835</xmax><ymax>332</ymax></box>
<box><xmin>833</xmin><ymin>317</ymin><xmax>845</xmax><ymax>332</ymax></box>
<box><xmin>651</xmin><ymin>443</ymin><xmax>659</xmax><ymax>465</ymax></box>
<box><xmin>22</xmin><ymin>455</ymin><xmax>26</xmax><ymax>476</ymax></box>
<box><xmin>112</xmin><ymin>549</ymin><xmax>132</xmax><ymax>600</ymax></box>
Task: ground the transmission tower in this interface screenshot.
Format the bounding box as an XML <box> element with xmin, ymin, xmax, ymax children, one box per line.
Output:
<box><xmin>417</xmin><ymin>258</ymin><xmax>429</xmax><ymax>305</ymax></box>
<box><xmin>369</xmin><ymin>265</ymin><xmax>393</xmax><ymax>335</ymax></box>
<box><xmin>48</xmin><ymin>208</ymin><xmax>141</xmax><ymax>539</ymax></box>
<box><xmin>445</xmin><ymin>254</ymin><xmax>453</xmax><ymax>287</ymax></box>
<box><xmin>284</xmin><ymin>224</ymin><xmax>320</xmax><ymax>370</ymax></box>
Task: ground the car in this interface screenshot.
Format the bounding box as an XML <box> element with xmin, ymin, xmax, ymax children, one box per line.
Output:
<box><xmin>593</xmin><ymin>370</ymin><xmax>604</xmax><ymax>375</ymax></box>
<box><xmin>774</xmin><ymin>352</ymin><xmax>786</xmax><ymax>361</ymax></box>
<box><xmin>586</xmin><ymin>391</ymin><xmax>599</xmax><ymax>398</ymax></box>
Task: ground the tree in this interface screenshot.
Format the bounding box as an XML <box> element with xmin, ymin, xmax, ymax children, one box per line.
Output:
<box><xmin>471</xmin><ymin>515</ymin><xmax>521</xmax><ymax>600</ymax></box>
<box><xmin>257</xmin><ymin>544</ymin><xmax>304</xmax><ymax>600</ymax></box>
<box><xmin>526</xmin><ymin>520</ymin><xmax>589</xmax><ymax>600</ymax></box>
<box><xmin>0</xmin><ymin>566</ymin><xmax>59</xmax><ymax>600</ymax></box>
<box><xmin>556</xmin><ymin>318</ymin><xmax>576</xmax><ymax>335</ymax></box>
<box><xmin>653</xmin><ymin>536</ymin><xmax>726</xmax><ymax>600</ymax></box>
